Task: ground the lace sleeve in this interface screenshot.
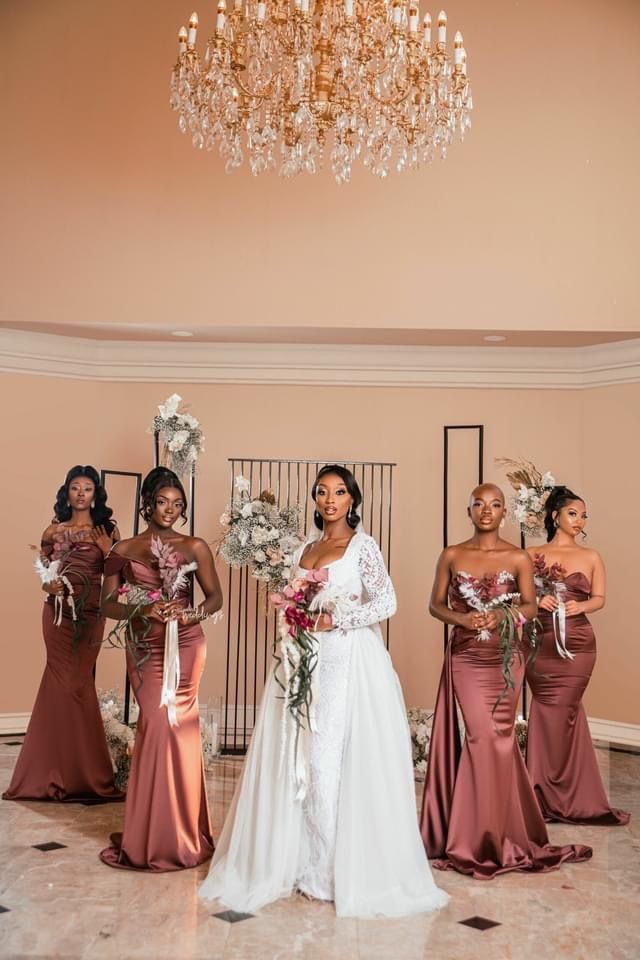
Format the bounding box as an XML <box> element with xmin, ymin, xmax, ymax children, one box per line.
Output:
<box><xmin>332</xmin><ymin>536</ymin><xmax>397</xmax><ymax>630</ymax></box>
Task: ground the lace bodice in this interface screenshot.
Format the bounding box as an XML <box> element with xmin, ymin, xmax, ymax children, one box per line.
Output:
<box><xmin>296</xmin><ymin>531</ymin><xmax>396</xmax><ymax>631</ymax></box>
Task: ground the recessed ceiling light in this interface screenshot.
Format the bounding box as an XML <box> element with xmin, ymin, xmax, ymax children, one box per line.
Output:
<box><xmin>483</xmin><ymin>335</ymin><xmax>507</xmax><ymax>342</ymax></box>
<box><xmin>171</xmin><ymin>330</ymin><xmax>194</xmax><ymax>337</ymax></box>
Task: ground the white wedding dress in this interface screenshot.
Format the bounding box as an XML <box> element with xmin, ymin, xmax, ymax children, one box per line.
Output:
<box><xmin>199</xmin><ymin>528</ymin><xmax>448</xmax><ymax>918</ymax></box>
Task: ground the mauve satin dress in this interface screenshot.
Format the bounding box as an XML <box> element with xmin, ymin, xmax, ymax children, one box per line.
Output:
<box><xmin>526</xmin><ymin>564</ymin><xmax>629</xmax><ymax>826</ymax></box>
<box><xmin>100</xmin><ymin>554</ymin><xmax>213</xmax><ymax>872</ymax></box>
<box><xmin>420</xmin><ymin>571</ymin><xmax>592</xmax><ymax>879</ymax></box>
<box><xmin>3</xmin><ymin>535</ymin><xmax>122</xmax><ymax>802</ymax></box>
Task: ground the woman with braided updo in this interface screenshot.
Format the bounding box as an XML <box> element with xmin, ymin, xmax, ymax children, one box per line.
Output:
<box><xmin>99</xmin><ymin>467</ymin><xmax>223</xmax><ymax>871</ymax></box>
<box><xmin>525</xmin><ymin>486</ymin><xmax>629</xmax><ymax>825</ymax></box>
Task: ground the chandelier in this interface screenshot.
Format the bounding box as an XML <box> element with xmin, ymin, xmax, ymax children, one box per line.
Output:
<box><xmin>170</xmin><ymin>2</ymin><xmax>472</xmax><ymax>183</ymax></box>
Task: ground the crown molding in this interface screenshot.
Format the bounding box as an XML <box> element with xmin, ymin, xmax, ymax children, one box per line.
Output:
<box><xmin>1</xmin><ymin>329</ymin><xmax>640</xmax><ymax>389</ymax></box>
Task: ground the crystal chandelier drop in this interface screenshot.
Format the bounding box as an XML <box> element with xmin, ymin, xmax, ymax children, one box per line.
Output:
<box><xmin>170</xmin><ymin>2</ymin><xmax>472</xmax><ymax>183</ymax></box>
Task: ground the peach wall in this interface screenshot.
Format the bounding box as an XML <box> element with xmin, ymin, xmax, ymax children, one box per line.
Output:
<box><xmin>1</xmin><ymin>0</ymin><xmax>639</xmax><ymax>336</ymax></box>
<box><xmin>1</xmin><ymin>373</ymin><xmax>637</xmax><ymax>726</ymax></box>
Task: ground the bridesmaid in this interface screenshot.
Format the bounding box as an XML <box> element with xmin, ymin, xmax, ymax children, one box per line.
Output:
<box><xmin>99</xmin><ymin>467</ymin><xmax>222</xmax><ymax>871</ymax></box>
<box><xmin>420</xmin><ymin>483</ymin><xmax>592</xmax><ymax>878</ymax></box>
<box><xmin>525</xmin><ymin>486</ymin><xmax>629</xmax><ymax>825</ymax></box>
<box><xmin>4</xmin><ymin>465</ymin><xmax>123</xmax><ymax>802</ymax></box>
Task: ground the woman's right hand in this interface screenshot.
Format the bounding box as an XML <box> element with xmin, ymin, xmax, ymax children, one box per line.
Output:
<box><xmin>538</xmin><ymin>595</ymin><xmax>559</xmax><ymax>612</ymax></box>
<box><xmin>460</xmin><ymin>611</ymin><xmax>487</xmax><ymax>631</ymax></box>
<box><xmin>143</xmin><ymin>601</ymin><xmax>167</xmax><ymax>623</ymax></box>
<box><xmin>43</xmin><ymin>579</ymin><xmax>64</xmax><ymax>598</ymax></box>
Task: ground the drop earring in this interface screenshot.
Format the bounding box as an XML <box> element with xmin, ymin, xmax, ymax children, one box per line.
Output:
<box><xmin>91</xmin><ymin>500</ymin><xmax>95</xmax><ymax>509</ymax></box>
<box><xmin>314</xmin><ymin>509</ymin><xmax>323</xmax><ymax>528</ymax></box>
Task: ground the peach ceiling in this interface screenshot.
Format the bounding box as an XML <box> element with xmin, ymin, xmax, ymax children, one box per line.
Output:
<box><xmin>1</xmin><ymin>0</ymin><xmax>639</xmax><ymax>345</ymax></box>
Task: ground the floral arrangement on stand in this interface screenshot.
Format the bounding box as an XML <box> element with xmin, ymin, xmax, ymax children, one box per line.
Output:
<box><xmin>455</xmin><ymin>572</ymin><xmax>540</xmax><ymax>715</ymax></box>
<box><xmin>218</xmin><ymin>476</ymin><xmax>302</xmax><ymax>590</ymax></box>
<box><xmin>31</xmin><ymin>531</ymin><xmax>90</xmax><ymax>649</ymax></box>
<box><xmin>515</xmin><ymin>716</ymin><xmax>528</xmax><ymax>755</ymax></box>
<box><xmin>495</xmin><ymin>457</ymin><xmax>556</xmax><ymax>538</ymax></box>
<box><xmin>98</xmin><ymin>690</ymin><xmax>138</xmax><ymax>792</ymax></box>
<box><xmin>152</xmin><ymin>393</ymin><xmax>205</xmax><ymax>478</ymax></box>
<box><xmin>407</xmin><ymin>708</ymin><xmax>433</xmax><ymax>780</ymax></box>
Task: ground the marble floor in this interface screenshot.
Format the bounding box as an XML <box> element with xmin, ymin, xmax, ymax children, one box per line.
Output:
<box><xmin>0</xmin><ymin>738</ymin><xmax>638</xmax><ymax>960</ymax></box>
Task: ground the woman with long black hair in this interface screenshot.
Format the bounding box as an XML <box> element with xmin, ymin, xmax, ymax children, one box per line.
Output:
<box><xmin>4</xmin><ymin>465</ymin><xmax>122</xmax><ymax>802</ymax></box>
<box><xmin>525</xmin><ymin>486</ymin><xmax>629</xmax><ymax>825</ymax></box>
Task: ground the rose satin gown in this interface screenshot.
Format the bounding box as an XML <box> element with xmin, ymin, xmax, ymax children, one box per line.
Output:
<box><xmin>526</xmin><ymin>564</ymin><xmax>629</xmax><ymax>826</ymax></box>
<box><xmin>3</xmin><ymin>535</ymin><xmax>122</xmax><ymax>802</ymax></box>
<box><xmin>100</xmin><ymin>554</ymin><xmax>213</xmax><ymax>872</ymax></box>
<box><xmin>420</xmin><ymin>571</ymin><xmax>592</xmax><ymax>879</ymax></box>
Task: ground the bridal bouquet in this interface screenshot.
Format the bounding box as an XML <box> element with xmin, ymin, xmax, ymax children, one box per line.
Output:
<box><xmin>32</xmin><ymin>531</ymin><xmax>90</xmax><ymax>648</ymax></box>
<box><xmin>270</xmin><ymin>569</ymin><xmax>328</xmax><ymax>728</ymax></box>
<box><xmin>106</xmin><ymin>537</ymin><xmax>197</xmax><ymax>726</ymax></box>
<box><xmin>495</xmin><ymin>457</ymin><xmax>556</xmax><ymax>537</ymax></box>
<box><xmin>218</xmin><ymin>475</ymin><xmax>302</xmax><ymax>590</ymax></box>
<box><xmin>456</xmin><ymin>573</ymin><xmax>540</xmax><ymax>714</ymax></box>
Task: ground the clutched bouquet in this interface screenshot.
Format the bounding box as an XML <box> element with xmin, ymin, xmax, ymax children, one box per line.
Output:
<box><xmin>106</xmin><ymin>537</ymin><xmax>197</xmax><ymax>727</ymax></box>
<box><xmin>456</xmin><ymin>572</ymin><xmax>541</xmax><ymax>714</ymax></box>
<box><xmin>532</xmin><ymin>553</ymin><xmax>573</xmax><ymax>660</ymax></box>
<box><xmin>32</xmin><ymin>531</ymin><xmax>90</xmax><ymax>648</ymax></box>
<box><xmin>269</xmin><ymin>570</ymin><xmax>356</xmax><ymax>798</ymax></box>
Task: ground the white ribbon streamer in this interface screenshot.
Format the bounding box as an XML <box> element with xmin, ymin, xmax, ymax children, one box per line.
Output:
<box><xmin>552</xmin><ymin>583</ymin><xmax>575</xmax><ymax>661</ymax></box>
<box><xmin>160</xmin><ymin>617</ymin><xmax>181</xmax><ymax>727</ymax></box>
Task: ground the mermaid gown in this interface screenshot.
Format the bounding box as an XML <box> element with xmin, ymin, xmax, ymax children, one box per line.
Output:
<box><xmin>100</xmin><ymin>553</ymin><xmax>213</xmax><ymax>871</ymax></box>
<box><xmin>4</xmin><ymin>531</ymin><xmax>122</xmax><ymax>802</ymax></box>
<box><xmin>200</xmin><ymin>530</ymin><xmax>449</xmax><ymax>917</ymax></box>
<box><xmin>526</xmin><ymin>560</ymin><xmax>629</xmax><ymax>825</ymax></box>
<box><xmin>420</xmin><ymin>570</ymin><xmax>593</xmax><ymax>879</ymax></box>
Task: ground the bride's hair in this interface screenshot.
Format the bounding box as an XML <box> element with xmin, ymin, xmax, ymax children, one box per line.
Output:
<box><xmin>543</xmin><ymin>485</ymin><xmax>584</xmax><ymax>542</ymax></box>
<box><xmin>312</xmin><ymin>464</ymin><xmax>362</xmax><ymax>531</ymax></box>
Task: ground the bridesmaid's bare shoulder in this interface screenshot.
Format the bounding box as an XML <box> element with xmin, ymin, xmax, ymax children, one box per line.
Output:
<box><xmin>41</xmin><ymin>521</ymin><xmax>61</xmax><ymax>544</ymax></box>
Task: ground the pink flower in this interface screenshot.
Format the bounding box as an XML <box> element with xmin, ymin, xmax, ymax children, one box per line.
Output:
<box><xmin>270</xmin><ymin>592</ymin><xmax>285</xmax><ymax>608</ymax></box>
<box><xmin>117</xmin><ymin>585</ymin><xmax>130</xmax><ymax>596</ymax></box>
<box><xmin>304</xmin><ymin>568</ymin><xmax>329</xmax><ymax>584</ymax></box>
<box><xmin>148</xmin><ymin>590</ymin><xmax>162</xmax><ymax>601</ymax></box>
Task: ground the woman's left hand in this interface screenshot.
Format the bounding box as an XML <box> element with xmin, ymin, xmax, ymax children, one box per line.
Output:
<box><xmin>92</xmin><ymin>525</ymin><xmax>114</xmax><ymax>557</ymax></box>
<box><xmin>483</xmin><ymin>609</ymin><xmax>505</xmax><ymax>631</ymax></box>
<box><xmin>563</xmin><ymin>600</ymin><xmax>583</xmax><ymax>617</ymax></box>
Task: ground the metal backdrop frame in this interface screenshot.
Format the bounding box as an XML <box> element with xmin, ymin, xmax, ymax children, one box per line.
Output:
<box><xmin>221</xmin><ymin>458</ymin><xmax>396</xmax><ymax>755</ymax></box>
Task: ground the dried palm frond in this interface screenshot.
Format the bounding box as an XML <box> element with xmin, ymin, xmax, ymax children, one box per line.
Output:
<box><xmin>495</xmin><ymin>457</ymin><xmax>544</xmax><ymax>492</ymax></box>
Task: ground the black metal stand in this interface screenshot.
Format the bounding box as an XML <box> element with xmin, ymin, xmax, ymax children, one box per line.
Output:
<box><xmin>221</xmin><ymin>458</ymin><xmax>396</xmax><ymax>755</ymax></box>
<box><xmin>442</xmin><ymin>425</ymin><xmax>485</xmax><ymax>651</ymax></box>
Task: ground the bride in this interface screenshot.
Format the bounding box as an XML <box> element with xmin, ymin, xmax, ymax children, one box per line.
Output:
<box><xmin>199</xmin><ymin>465</ymin><xmax>448</xmax><ymax>918</ymax></box>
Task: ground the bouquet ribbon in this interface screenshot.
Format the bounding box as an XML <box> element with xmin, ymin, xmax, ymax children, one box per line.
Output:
<box><xmin>551</xmin><ymin>602</ymin><xmax>575</xmax><ymax>661</ymax></box>
<box><xmin>160</xmin><ymin>617</ymin><xmax>181</xmax><ymax>727</ymax></box>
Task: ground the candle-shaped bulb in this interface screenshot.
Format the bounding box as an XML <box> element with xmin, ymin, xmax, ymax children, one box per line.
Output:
<box><xmin>461</xmin><ymin>47</ymin><xmax>467</xmax><ymax>74</ymax></box>
<box><xmin>178</xmin><ymin>25</ymin><xmax>188</xmax><ymax>51</ymax></box>
<box><xmin>188</xmin><ymin>11</ymin><xmax>199</xmax><ymax>45</ymax></box>
<box><xmin>301</xmin><ymin>0</ymin><xmax>309</xmax><ymax>12</ymax></box>
<box><xmin>454</xmin><ymin>30</ymin><xmax>463</xmax><ymax>64</ymax></box>
<box><xmin>234</xmin><ymin>0</ymin><xmax>242</xmax><ymax>9</ymax></box>
<box><xmin>437</xmin><ymin>9</ymin><xmax>446</xmax><ymax>44</ymax></box>
<box><xmin>409</xmin><ymin>2</ymin><xmax>419</xmax><ymax>32</ymax></box>
<box><xmin>217</xmin><ymin>0</ymin><xmax>226</xmax><ymax>30</ymax></box>
<box><xmin>344</xmin><ymin>0</ymin><xmax>354</xmax><ymax>17</ymax></box>
<box><xmin>423</xmin><ymin>11</ymin><xmax>432</xmax><ymax>44</ymax></box>
<box><xmin>392</xmin><ymin>0</ymin><xmax>402</xmax><ymax>27</ymax></box>
<box><xmin>256</xmin><ymin>0</ymin><xmax>266</xmax><ymax>20</ymax></box>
